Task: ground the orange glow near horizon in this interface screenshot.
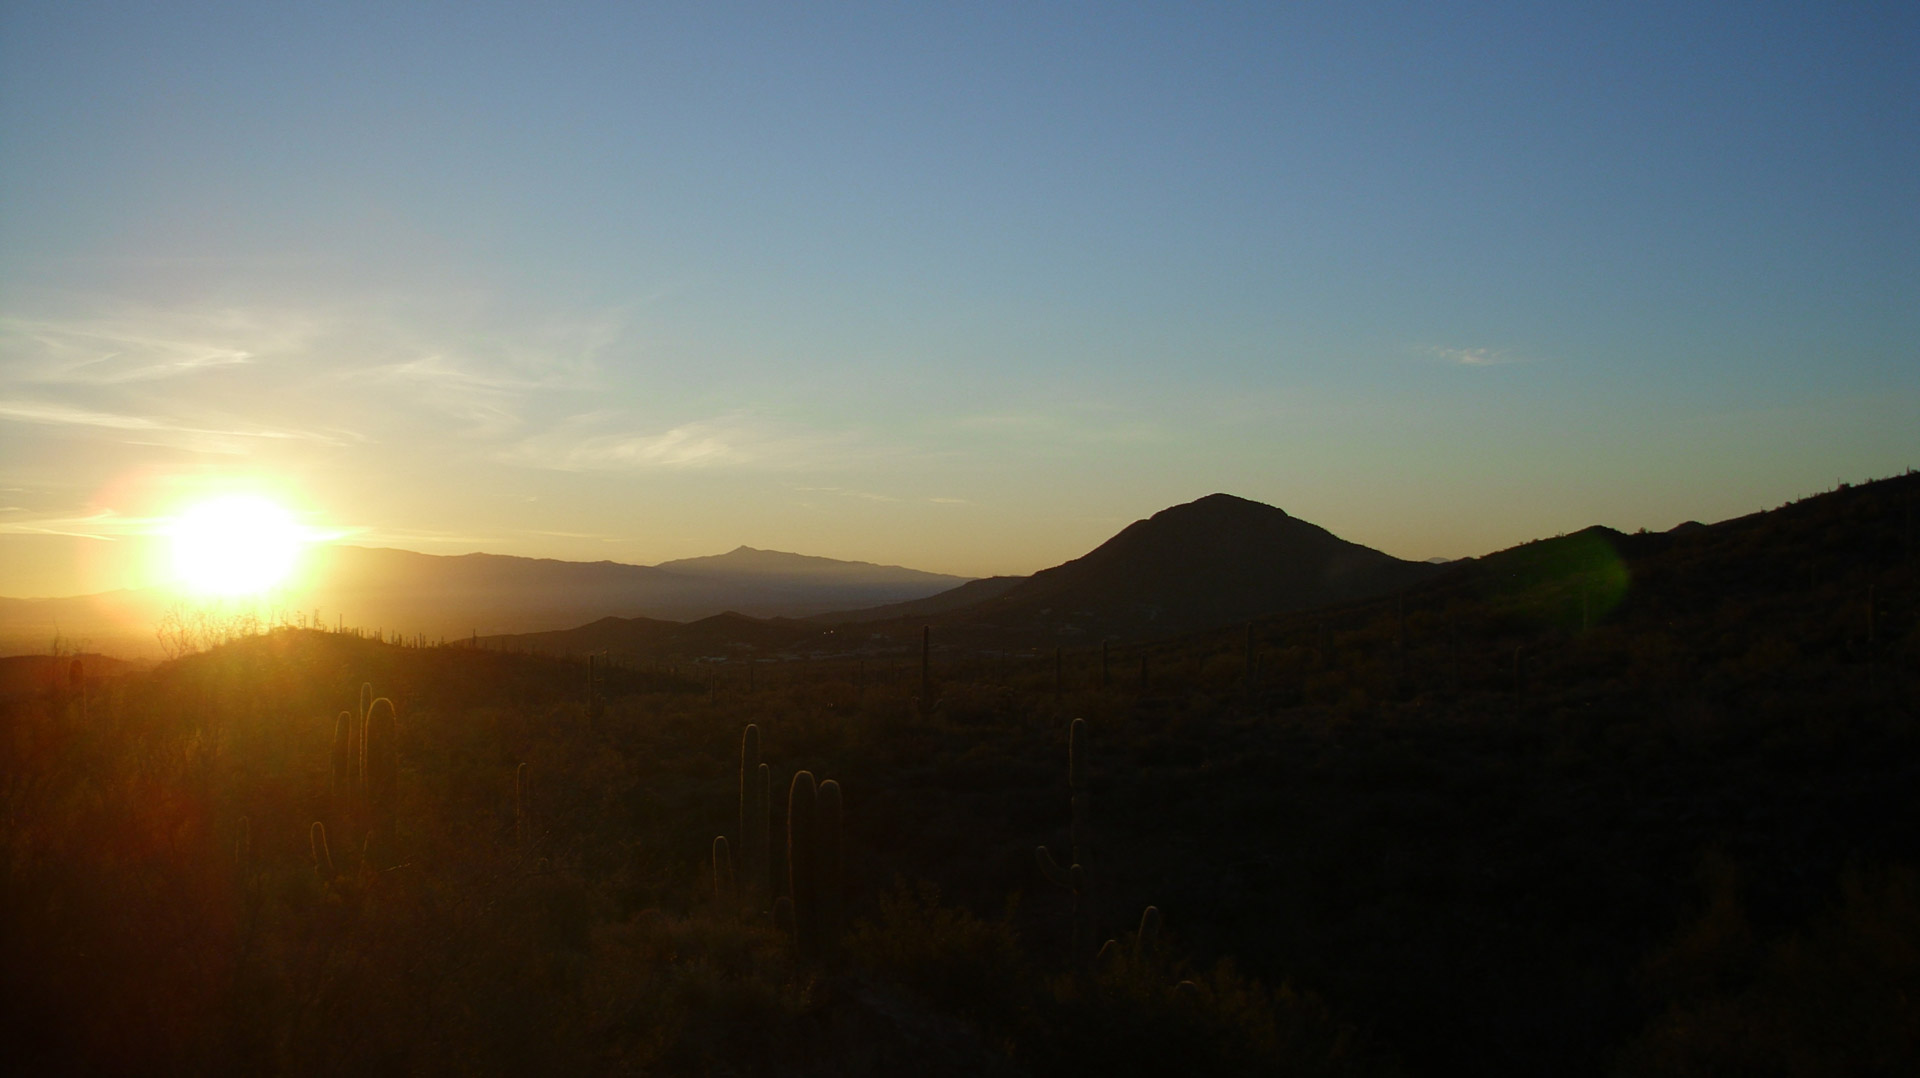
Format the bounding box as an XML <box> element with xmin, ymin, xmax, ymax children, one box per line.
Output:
<box><xmin>166</xmin><ymin>495</ymin><xmax>312</xmax><ymax>598</ymax></box>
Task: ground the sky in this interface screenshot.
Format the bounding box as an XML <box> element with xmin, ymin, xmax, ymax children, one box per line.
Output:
<box><xmin>1</xmin><ymin>1</ymin><xmax>1915</xmax><ymax>597</ymax></box>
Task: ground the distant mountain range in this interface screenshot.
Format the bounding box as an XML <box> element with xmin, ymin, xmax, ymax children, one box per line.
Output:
<box><xmin>0</xmin><ymin>492</ymin><xmax>1465</xmax><ymax>661</ymax></box>
<box><xmin>0</xmin><ymin>545</ymin><xmax>970</xmax><ymax>658</ymax></box>
<box><xmin>303</xmin><ymin>543</ymin><xmax>968</xmax><ymax>630</ymax></box>
<box><xmin>478</xmin><ymin>493</ymin><xmax>1440</xmax><ymax>659</ymax></box>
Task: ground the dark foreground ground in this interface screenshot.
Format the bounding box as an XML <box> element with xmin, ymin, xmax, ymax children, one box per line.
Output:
<box><xmin>4</xmin><ymin>475</ymin><xmax>1917</xmax><ymax>1075</ymax></box>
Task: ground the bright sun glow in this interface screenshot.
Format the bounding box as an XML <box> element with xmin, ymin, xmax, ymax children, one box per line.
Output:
<box><xmin>169</xmin><ymin>495</ymin><xmax>308</xmax><ymax>597</ymax></box>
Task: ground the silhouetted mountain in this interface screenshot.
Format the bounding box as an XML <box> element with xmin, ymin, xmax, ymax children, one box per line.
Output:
<box><xmin>900</xmin><ymin>493</ymin><xmax>1439</xmax><ymax>640</ymax></box>
<box><xmin>484</xmin><ymin>493</ymin><xmax>1438</xmax><ymax>656</ymax></box>
<box><xmin>657</xmin><ymin>546</ymin><xmax>959</xmax><ymax>585</ymax></box>
<box><xmin>0</xmin><ymin>545</ymin><xmax>970</xmax><ymax>658</ymax></box>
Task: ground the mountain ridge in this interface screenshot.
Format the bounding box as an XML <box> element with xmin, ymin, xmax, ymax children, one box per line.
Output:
<box><xmin>0</xmin><ymin>542</ymin><xmax>974</xmax><ymax>657</ymax></box>
<box><xmin>491</xmin><ymin>493</ymin><xmax>1444</xmax><ymax>656</ymax></box>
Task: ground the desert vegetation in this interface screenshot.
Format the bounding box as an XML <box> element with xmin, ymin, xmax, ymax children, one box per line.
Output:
<box><xmin>3</xmin><ymin>474</ymin><xmax>1916</xmax><ymax>1075</ymax></box>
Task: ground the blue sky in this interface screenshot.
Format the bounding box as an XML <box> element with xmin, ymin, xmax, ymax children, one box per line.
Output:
<box><xmin>2</xmin><ymin>2</ymin><xmax>1915</xmax><ymax>595</ymax></box>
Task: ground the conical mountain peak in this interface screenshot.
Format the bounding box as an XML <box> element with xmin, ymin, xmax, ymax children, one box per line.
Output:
<box><xmin>953</xmin><ymin>493</ymin><xmax>1433</xmax><ymax>637</ymax></box>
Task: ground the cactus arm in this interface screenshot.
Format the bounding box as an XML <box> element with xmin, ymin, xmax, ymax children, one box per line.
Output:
<box><xmin>817</xmin><ymin>779</ymin><xmax>844</xmax><ymax>953</ymax></box>
<box><xmin>1037</xmin><ymin>845</ymin><xmax>1074</xmax><ymax>888</ymax></box>
<box><xmin>713</xmin><ymin>835</ymin><xmax>734</xmax><ymax>902</ymax></box>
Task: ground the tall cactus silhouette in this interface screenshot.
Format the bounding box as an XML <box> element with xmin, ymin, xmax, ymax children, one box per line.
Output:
<box><xmin>712</xmin><ymin>835</ymin><xmax>735</xmax><ymax>902</ymax></box>
<box><xmin>787</xmin><ymin>770</ymin><xmax>820</xmax><ymax>959</ymax></box>
<box><xmin>741</xmin><ymin>725</ymin><xmax>770</xmax><ymax>909</ymax></box>
<box><xmin>363</xmin><ymin>697</ymin><xmax>398</xmax><ymax>864</ymax></box>
<box><xmin>1038</xmin><ymin>717</ymin><xmax>1092</xmax><ymax>961</ymax></box>
<box><xmin>1134</xmin><ymin>905</ymin><xmax>1162</xmax><ymax>965</ymax></box>
<box><xmin>785</xmin><ymin>770</ymin><xmax>846</xmax><ymax>961</ymax></box>
<box><xmin>310</xmin><ymin>821</ymin><xmax>335</xmax><ymax>880</ymax></box>
<box><xmin>816</xmin><ymin>778</ymin><xmax>845</xmax><ymax>953</ymax></box>
<box><xmin>330</xmin><ymin>710</ymin><xmax>355</xmax><ymax>814</ymax></box>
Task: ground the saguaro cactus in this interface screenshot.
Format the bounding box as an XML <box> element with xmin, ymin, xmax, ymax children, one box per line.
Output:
<box><xmin>816</xmin><ymin>779</ymin><xmax>845</xmax><ymax>952</ymax></box>
<box><xmin>713</xmin><ymin>835</ymin><xmax>735</xmax><ymax>902</ymax></box>
<box><xmin>788</xmin><ymin>770</ymin><xmax>820</xmax><ymax>959</ymax></box>
<box><xmin>1038</xmin><ymin>717</ymin><xmax>1092</xmax><ymax>961</ymax></box>
<box><xmin>1134</xmin><ymin>905</ymin><xmax>1162</xmax><ymax>964</ymax></box>
<box><xmin>311</xmin><ymin>821</ymin><xmax>335</xmax><ymax>880</ymax></box>
<box><xmin>741</xmin><ymin>725</ymin><xmax>770</xmax><ymax>908</ymax></box>
<box><xmin>330</xmin><ymin>711</ymin><xmax>355</xmax><ymax>811</ymax></box>
<box><xmin>363</xmin><ymin>697</ymin><xmax>398</xmax><ymax>863</ymax></box>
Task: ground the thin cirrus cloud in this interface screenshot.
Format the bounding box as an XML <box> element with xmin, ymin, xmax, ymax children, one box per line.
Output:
<box><xmin>0</xmin><ymin>299</ymin><xmax>642</xmax><ymax>459</ymax></box>
<box><xmin>1</xmin><ymin>305</ymin><xmax>352</xmax><ymax>452</ymax></box>
<box><xmin>0</xmin><ymin>310</ymin><xmax>317</xmax><ymax>385</ymax></box>
<box><xmin>503</xmin><ymin>411</ymin><xmax>872</xmax><ymax>473</ymax></box>
<box><xmin>351</xmin><ymin>349</ymin><xmax>607</xmax><ymax>441</ymax></box>
<box><xmin>1431</xmin><ymin>346</ymin><xmax>1534</xmax><ymax>367</ymax></box>
<box><xmin>0</xmin><ymin>399</ymin><xmax>351</xmax><ymax>448</ymax></box>
<box><xmin>0</xmin><ymin>507</ymin><xmax>163</xmax><ymax>540</ymax></box>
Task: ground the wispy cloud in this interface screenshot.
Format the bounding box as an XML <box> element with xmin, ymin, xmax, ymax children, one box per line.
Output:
<box><xmin>0</xmin><ymin>399</ymin><xmax>352</xmax><ymax>447</ymax></box>
<box><xmin>1431</xmin><ymin>346</ymin><xmax>1534</xmax><ymax>367</ymax></box>
<box><xmin>505</xmin><ymin>411</ymin><xmax>868</xmax><ymax>472</ymax></box>
<box><xmin>0</xmin><ymin>309</ymin><xmax>316</xmax><ymax>384</ymax></box>
<box><xmin>0</xmin><ymin>400</ymin><xmax>173</xmax><ymax>431</ymax></box>
<box><xmin>371</xmin><ymin>353</ymin><xmax>560</xmax><ymax>393</ymax></box>
<box><xmin>351</xmin><ymin>350</ymin><xmax>596</xmax><ymax>439</ymax></box>
<box><xmin>0</xmin><ymin>297</ymin><xmax>647</xmax><ymax>460</ymax></box>
<box><xmin>0</xmin><ymin>508</ymin><xmax>162</xmax><ymax>540</ymax></box>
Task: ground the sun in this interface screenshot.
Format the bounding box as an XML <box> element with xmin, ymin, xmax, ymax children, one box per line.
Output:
<box><xmin>168</xmin><ymin>495</ymin><xmax>309</xmax><ymax>597</ymax></box>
